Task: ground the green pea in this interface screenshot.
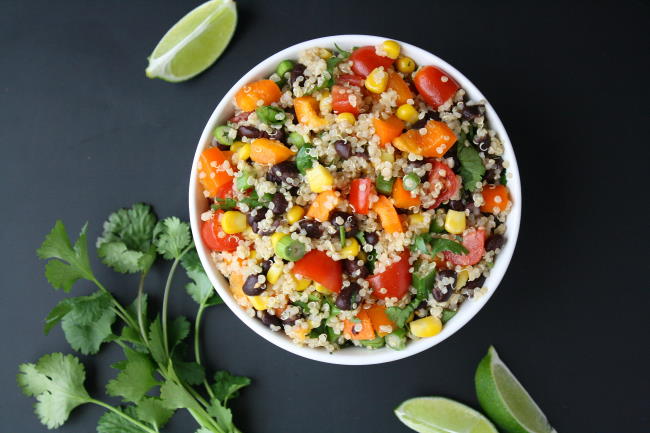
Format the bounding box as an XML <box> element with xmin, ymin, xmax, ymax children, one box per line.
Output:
<box><xmin>213</xmin><ymin>125</ymin><xmax>234</xmax><ymax>146</ymax></box>
<box><xmin>403</xmin><ymin>173</ymin><xmax>421</xmax><ymax>191</ymax></box>
<box><xmin>385</xmin><ymin>328</ymin><xmax>407</xmax><ymax>350</ymax></box>
<box><xmin>256</xmin><ymin>105</ymin><xmax>286</xmax><ymax>126</ymax></box>
<box><xmin>275</xmin><ymin>236</ymin><xmax>306</xmax><ymax>261</ymax></box>
<box><xmin>441</xmin><ymin>309</ymin><xmax>457</xmax><ymax>324</ymax></box>
<box><xmin>276</xmin><ymin>60</ymin><xmax>295</xmax><ymax>80</ymax></box>
<box><xmin>296</xmin><ymin>144</ymin><xmax>315</xmax><ymax>174</ymax></box>
<box><xmin>359</xmin><ymin>336</ymin><xmax>385</xmax><ymax>349</ymax></box>
<box><xmin>287</xmin><ymin>131</ymin><xmax>306</xmax><ymax>148</ymax></box>
<box><xmin>376</xmin><ymin>174</ymin><xmax>395</xmax><ymax>195</ymax></box>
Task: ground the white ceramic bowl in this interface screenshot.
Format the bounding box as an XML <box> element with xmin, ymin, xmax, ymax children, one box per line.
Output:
<box><xmin>189</xmin><ymin>35</ymin><xmax>521</xmax><ymax>365</ymax></box>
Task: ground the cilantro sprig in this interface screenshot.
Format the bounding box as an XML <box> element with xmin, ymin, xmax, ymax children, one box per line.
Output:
<box><xmin>18</xmin><ymin>204</ymin><xmax>250</xmax><ymax>433</ymax></box>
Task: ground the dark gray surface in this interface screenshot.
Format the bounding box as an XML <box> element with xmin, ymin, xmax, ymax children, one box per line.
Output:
<box><xmin>1</xmin><ymin>1</ymin><xmax>649</xmax><ymax>432</ymax></box>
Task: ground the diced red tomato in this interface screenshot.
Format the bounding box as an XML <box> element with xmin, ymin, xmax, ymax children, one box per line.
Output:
<box><xmin>292</xmin><ymin>250</ymin><xmax>342</xmax><ymax>293</ymax></box>
<box><xmin>214</xmin><ymin>180</ymin><xmax>235</xmax><ymax>199</ymax></box>
<box><xmin>414</xmin><ymin>66</ymin><xmax>460</xmax><ymax>109</ymax></box>
<box><xmin>350</xmin><ymin>46</ymin><xmax>394</xmax><ymax>77</ymax></box>
<box><xmin>428</xmin><ymin>160</ymin><xmax>460</xmax><ymax>208</ymax></box>
<box><xmin>349</xmin><ymin>178</ymin><xmax>373</xmax><ymax>215</ymax></box>
<box><xmin>444</xmin><ymin>228</ymin><xmax>486</xmax><ymax>266</ymax></box>
<box><xmin>367</xmin><ymin>250</ymin><xmax>412</xmax><ymax>299</ymax></box>
<box><xmin>332</xmin><ymin>85</ymin><xmax>361</xmax><ymax>116</ymax></box>
<box><xmin>201</xmin><ymin>211</ymin><xmax>240</xmax><ymax>252</ymax></box>
<box><xmin>336</xmin><ymin>74</ymin><xmax>365</xmax><ymax>88</ymax></box>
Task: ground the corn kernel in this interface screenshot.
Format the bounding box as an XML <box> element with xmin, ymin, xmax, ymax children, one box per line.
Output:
<box><xmin>271</xmin><ymin>232</ymin><xmax>287</xmax><ymax>249</ymax></box>
<box><xmin>396</xmin><ymin>56</ymin><xmax>416</xmax><ymax>74</ymax></box>
<box><xmin>365</xmin><ymin>67</ymin><xmax>389</xmax><ymax>94</ymax></box>
<box><xmin>286</xmin><ymin>206</ymin><xmax>305</xmax><ymax>224</ymax></box>
<box><xmin>317</xmin><ymin>48</ymin><xmax>332</xmax><ymax>59</ymax></box>
<box><xmin>305</xmin><ymin>164</ymin><xmax>334</xmax><ymax>192</ymax></box>
<box><xmin>293</xmin><ymin>276</ymin><xmax>311</xmax><ymax>292</ymax></box>
<box><xmin>380</xmin><ymin>151</ymin><xmax>395</xmax><ymax>162</ymax></box>
<box><xmin>396</xmin><ymin>104</ymin><xmax>419</xmax><ymax>123</ymax></box>
<box><xmin>249</xmin><ymin>250</ymin><xmax>257</xmax><ymax>260</ymax></box>
<box><xmin>291</xmin><ymin>325</ymin><xmax>310</xmax><ymax>340</ymax></box>
<box><xmin>340</xmin><ymin>238</ymin><xmax>360</xmax><ymax>258</ymax></box>
<box><xmin>381</xmin><ymin>40</ymin><xmax>401</xmax><ymax>59</ymax></box>
<box><xmin>248</xmin><ymin>295</ymin><xmax>267</xmax><ymax>311</ymax></box>
<box><xmin>319</xmin><ymin>90</ymin><xmax>332</xmax><ymax>114</ymax></box>
<box><xmin>444</xmin><ymin>210</ymin><xmax>466</xmax><ymax>234</ymax></box>
<box><xmin>221</xmin><ymin>211</ymin><xmax>247</xmax><ymax>234</ymax></box>
<box><xmin>314</xmin><ymin>282</ymin><xmax>332</xmax><ymax>294</ymax></box>
<box><xmin>410</xmin><ymin>316</ymin><xmax>443</xmax><ymax>338</ymax></box>
<box><xmin>266</xmin><ymin>262</ymin><xmax>283</xmax><ymax>284</ymax></box>
<box><xmin>336</xmin><ymin>112</ymin><xmax>356</xmax><ymax>125</ymax></box>
<box><xmin>231</xmin><ymin>141</ymin><xmax>250</xmax><ymax>161</ymax></box>
<box><xmin>456</xmin><ymin>270</ymin><xmax>469</xmax><ymax>289</ymax></box>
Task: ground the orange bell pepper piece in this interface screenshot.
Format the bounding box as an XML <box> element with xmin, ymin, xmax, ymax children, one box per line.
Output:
<box><xmin>249</xmin><ymin>138</ymin><xmax>295</xmax><ymax>165</ymax></box>
<box><xmin>373</xmin><ymin>115</ymin><xmax>404</xmax><ymax>146</ymax></box>
<box><xmin>392</xmin><ymin>178</ymin><xmax>421</xmax><ymax>209</ymax></box>
<box><xmin>388</xmin><ymin>72</ymin><xmax>414</xmax><ymax>106</ymax></box>
<box><xmin>198</xmin><ymin>147</ymin><xmax>235</xmax><ymax>197</ymax></box>
<box><xmin>373</xmin><ymin>195</ymin><xmax>403</xmax><ymax>233</ymax></box>
<box><xmin>480</xmin><ymin>184</ymin><xmax>510</xmax><ymax>213</ymax></box>
<box><xmin>294</xmin><ymin>96</ymin><xmax>328</xmax><ymax>130</ymax></box>
<box><xmin>366</xmin><ymin>304</ymin><xmax>396</xmax><ymax>336</ymax></box>
<box><xmin>343</xmin><ymin>309</ymin><xmax>375</xmax><ymax>340</ymax></box>
<box><xmin>235</xmin><ymin>79</ymin><xmax>281</xmax><ymax>112</ymax></box>
<box><xmin>393</xmin><ymin>120</ymin><xmax>457</xmax><ymax>158</ymax></box>
<box><xmin>306</xmin><ymin>190</ymin><xmax>339</xmax><ymax>222</ymax></box>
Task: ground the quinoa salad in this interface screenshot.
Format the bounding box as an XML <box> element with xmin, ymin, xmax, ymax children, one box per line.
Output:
<box><xmin>196</xmin><ymin>40</ymin><xmax>512</xmax><ymax>352</ymax></box>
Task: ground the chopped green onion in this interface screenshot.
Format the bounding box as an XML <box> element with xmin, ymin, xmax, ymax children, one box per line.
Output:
<box><xmin>339</xmin><ymin>226</ymin><xmax>346</xmax><ymax>246</ymax></box>
<box><xmin>403</xmin><ymin>173</ymin><xmax>421</xmax><ymax>191</ymax></box>
<box><xmin>275</xmin><ymin>60</ymin><xmax>295</xmax><ymax>80</ymax></box>
<box><xmin>213</xmin><ymin>125</ymin><xmax>234</xmax><ymax>146</ymax></box>
<box><xmin>287</xmin><ymin>131</ymin><xmax>306</xmax><ymax>148</ymax></box>
<box><xmin>376</xmin><ymin>175</ymin><xmax>394</xmax><ymax>195</ymax></box>
<box><xmin>275</xmin><ymin>236</ymin><xmax>306</xmax><ymax>261</ymax></box>
<box><xmin>256</xmin><ymin>106</ymin><xmax>286</xmax><ymax>126</ymax></box>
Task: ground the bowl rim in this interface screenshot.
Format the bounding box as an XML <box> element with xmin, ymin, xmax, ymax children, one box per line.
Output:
<box><xmin>188</xmin><ymin>34</ymin><xmax>521</xmax><ymax>365</ymax></box>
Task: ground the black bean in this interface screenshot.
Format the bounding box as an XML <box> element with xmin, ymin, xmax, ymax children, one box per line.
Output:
<box><xmin>289</xmin><ymin>63</ymin><xmax>306</xmax><ymax>87</ymax></box>
<box><xmin>485</xmin><ymin>234</ymin><xmax>505</xmax><ymax>252</ymax></box>
<box><xmin>267</xmin><ymin>128</ymin><xmax>286</xmax><ymax>142</ymax></box>
<box><xmin>298</xmin><ymin>219</ymin><xmax>322</xmax><ymax>238</ymax></box>
<box><xmin>335</xmin><ymin>282</ymin><xmax>360</xmax><ymax>311</ymax></box>
<box><xmin>256</xmin><ymin>218</ymin><xmax>281</xmax><ymax>236</ymax></box>
<box><xmin>270</xmin><ymin>192</ymin><xmax>288</xmax><ymax>215</ymax></box>
<box><xmin>461</xmin><ymin>105</ymin><xmax>482</xmax><ymax>120</ymax></box>
<box><xmin>484</xmin><ymin>168</ymin><xmax>500</xmax><ymax>184</ymax></box>
<box><xmin>448</xmin><ymin>200</ymin><xmax>465</xmax><ymax>211</ymax></box>
<box><xmin>260</xmin><ymin>259</ymin><xmax>273</xmax><ymax>274</ymax></box>
<box><xmin>237</xmin><ymin>125</ymin><xmax>263</xmax><ymax>139</ymax></box>
<box><xmin>364</xmin><ymin>232</ymin><xmax>379</xmax><ymax>245</ymax></box>
<box><xmin>463</xmin><ymin>276</ymin><xmax>486</xmax><ymax>295</ymax></box>
<box><xmin>342</xmin><ymin>259</ymin><xmax>369</xmax><ymax>279</ymax></box>
<box><xmin>334</xmin><ymin>139</ymin><xmax>351</xmax><ymax>159</ymax></box>
<box><xmin>329</xmin><ymin>211</ymin><xmax>358</xmax><ymax>236</ymax></box>
<box><xmin>354</xmin><ymin>149</ymin><xmax>370</xmax><ymax>159</ymax></box>
<box><xmin>243</xmin><ymin>274</ymin><xmax>266</xmax><ymax>296</ymax></box>
<box><xmin>433</xmin><ymin>270</ymin><xmax>456</xmax><ymax>302</ymax></box>
<box><xmin>259</xmin><ymin>310</ymin><xmax>282</xmax><ymax>328</ymax></box>
<box><xmin>474</xmin><ymin>134</ymin><xmax>491</xmax><ymax>151</ymax></box>
<box><xmin>266</xmin><ymin>161</ymin><xmax>299</xmax><ymax>185</ymax></box>
<box><xmin>412</xmin><ymin>111</ymin><xmax>440</xmax><ymax>129</ymax></box>
<box><xmin>247</xmin><ymin>209</ymin><xmax>265</xmax><ymax>226</ymax></box>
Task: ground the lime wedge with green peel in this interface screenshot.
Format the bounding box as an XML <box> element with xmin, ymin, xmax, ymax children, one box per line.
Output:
<box><xmin>395</xmin><ymin>397</ymin><xmax>498</xmax><ymax>433</ymax></box>
<box><xmin>145</xmin><ymin>0</ymin><xmax>237</xmax><ymax>82</ymax></box>
<box><xmin>475</xmin><ymin>346</ymin><xmax>555</xmax><ymax>433</ymax></box>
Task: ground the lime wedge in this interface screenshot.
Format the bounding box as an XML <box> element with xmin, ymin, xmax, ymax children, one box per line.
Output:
<box><xmin>475</xmin><ymin>346</ymin><xmax>555</xmax><ymax>433</ymax></box>
<box><xmin>145</xmin><ymin>0</ymin><xmax>237</xmax><ymax>82</ymax></box>
<box><xmin>395</xmin><ymin>397</ymin><xmax>498</xmax><ymax>433</ymax></box>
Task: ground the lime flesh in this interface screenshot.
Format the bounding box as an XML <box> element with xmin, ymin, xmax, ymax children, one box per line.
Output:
<box><xmin>475</xmin><ymin>346</ymin><xmax>555</xmax><ymax>433</ymax></box>
<box><xmin>395</xmin><ymin>397</ymin><xmax>498</xmax><ymax>433</ymax></box>
<box><xmin>146</xmin><ymin>0</ymin><xmax>237</xmax><ymax>82</ymax></box>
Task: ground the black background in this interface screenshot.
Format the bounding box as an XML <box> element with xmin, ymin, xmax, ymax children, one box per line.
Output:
<box><xmin>2</xmin><ymin>1</ymin><xmax>649</xmax><ymax>432</ymax></box>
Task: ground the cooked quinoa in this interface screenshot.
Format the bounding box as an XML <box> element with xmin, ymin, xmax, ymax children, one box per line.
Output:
<box><xmin>196</xmin><ymin>40</ymin><xmax>512</xmax><ymax>352</ymax></box>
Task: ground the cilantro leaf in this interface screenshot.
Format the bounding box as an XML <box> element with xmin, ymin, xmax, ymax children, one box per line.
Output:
<box><xmin>17</xmin><ymin>353</ymin><xmax>91</xmax><ymax>429</ymax></box>
<box><xmin>106</xmin><ymin>349</ymin><xmax>158</xmax><ymax>403</ymax></box>
<box><xmin>211</xmin><ymin>371</ymin><xmax>251</xmax><ymax>405</ymax></box>
<box><xmin>168</xmin><ymin>316</ymin><xmax>191</xmax><ymax>350</ymax></box>
<box><xmin>147</xmin><ymin>316</ymin><xmax>167</xmax><ymax>367</ymax></box>
<box><xmin>135</xmin><ymin>397</ymin><xmax>174</xmax><ymax>430</ymax></box>
<box><xmin>173</xmin><ymin>359</ymin><xmax>206</xmax><ymax>386</ymax></box>
<box><xmin>97</xmin><ymin>406</ymin><xmax>149</xmax><ymax>433</ymax></box>
<box><xmin>207</xmin><ymin>398</ymin><xmax>235</xmax><ymax>433</ymax></box>
<box><xmin>182</xmin><ymin>250</ymin><xmax>221</xmax><ymax>305</ymax></box>
<box><xmin>411</xmin><ymin>234</ymin><xmax>468</xmax><ymax>256</ymax></box>
<box><xmin>211</xmin><ymin>197</ymin><xmax>237</xmax><ymax>211</ymax></box>
<box><xmin>160</xmin><ymin>381</ymin><xmax>202</xmax><ymax>412</ymax></box>
<box><xmin>334</xmin><ymin>43</ymin><xmax>351</xmax><ymax>59</ymax></box>
<box><xmin>43</xmin><ymin>298</ymin><xmax>75</xmax><ymax>335</ymax></box>
<box><xmin>385</xmin><ymin>305</ymin><xmax>415</xmax><ymax>328</ymax></box>
<box><xmin>61</xmin><ymin>291</ymin><xmax>116</xmax><ymax>355</ymax></box>
<box><xmin>96</xmin><ymin>203</ymin><xmax>158</xmax><ymax>274</ymax></box>
<box><xmin>153</xmin><ymin>217</ymin><xmax>192</xmax><ymax>260</ymax></box>
<box><xmin>37</xmin><ymin>221</ymin><xmax>95</xmax><ymax>292</ymax></box>
<box><xmin>457</xmin><ymin>144</ymin><xmax>486</xmax><ymax>191</ymax></box>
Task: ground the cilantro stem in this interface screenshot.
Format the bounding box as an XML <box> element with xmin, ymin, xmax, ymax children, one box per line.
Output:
<box><xmin>136</xmin><ymin>272</ymin><xmax>150</xmax><ymax>348</ymax></box>
<box><xmin>161</xmin><ymin>245</ymin><xmax>193</xmax><ymax>358</ymax></box>
<box><xmin>89</xmin><ymin>399</ymin><xmax>158</xmax><ymax>433</ymax></box>
<box><xmin>92</xmin><ymin>277</ymin><xmax>140</xmax><ymax>331</ymax></box>
<box><xmin>195</xmin><ymin>301</ymin><xmax>216</xmax><ymax>400</ymax></box>
<box><xmin>188</xmin><ymin>407</ymin><xmax>223</xmax><ymax>433</ymax></box>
